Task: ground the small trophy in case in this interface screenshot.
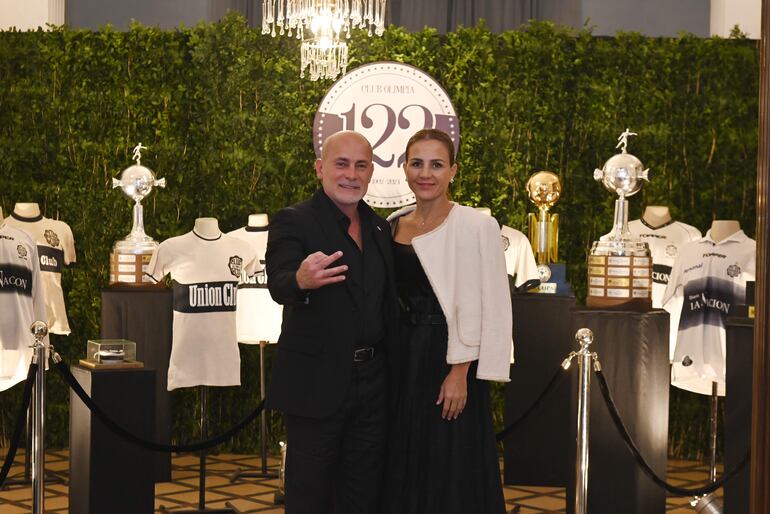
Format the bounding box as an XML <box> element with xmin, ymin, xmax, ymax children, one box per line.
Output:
<box><xmin>79</xmin><ymin>339</ymin><xmax>143</xmax><ymax>369</ymax></box>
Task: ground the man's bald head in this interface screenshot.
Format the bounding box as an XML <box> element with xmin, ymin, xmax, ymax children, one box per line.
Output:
<box><xmin>321</xmin><ymin>131</ymin><xmax>373</xmax><ymax>161</ymax></box>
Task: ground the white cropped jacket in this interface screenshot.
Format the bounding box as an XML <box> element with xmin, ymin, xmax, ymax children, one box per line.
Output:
<box><xmin>389</xmin><ymin>204</ymin><xmax>513</xmax><ymax>382</ymax></box>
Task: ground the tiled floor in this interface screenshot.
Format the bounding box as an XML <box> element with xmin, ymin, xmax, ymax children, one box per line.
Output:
<box><xmin>0</xmin><ymin>450</ymin><xmax>722</xmax><ymax>513</ymax></box>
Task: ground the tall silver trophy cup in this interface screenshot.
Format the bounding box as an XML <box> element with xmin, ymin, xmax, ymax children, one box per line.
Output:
<box><xmin>109</xmin><ymin>143</ymin><xmax>166</xmax><ymax>286</ymax></box>
<box><xmin>587</xmin><ymin>129</ymin><xmax>653</xmax><ymax>311</ymax></box>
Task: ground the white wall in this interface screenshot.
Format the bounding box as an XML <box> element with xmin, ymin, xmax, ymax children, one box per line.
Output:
<box><xmin>711</xmin><ymin>0</ymin><xmax>760</xmax><ymax>38</ymax></box>
<box><xmin>584</xmin><ymin>0</ymin><xmax>710</xmax><ymax>37</ymax></box>
<box><xmin>0</xmin><ymin>0</ymin><xmax>64</xmax><ymax>30</ymax></box>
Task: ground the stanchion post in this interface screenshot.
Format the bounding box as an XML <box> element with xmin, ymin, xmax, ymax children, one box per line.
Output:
<box><xmin>574</xmin><ymin>328</ymin><xmax>595</xmax><ymax>514</ymax></box>
<box><xmin>259</xmin><ymin>341</ymin><xmax>270</xmax><ymax>475</ymax></box>
<box><xmin>709</xmin><ymin>381</ymin><xmax>719</xmax><ymax>484</ymax></box>
<box><xmin>29</xmin><ymin>320</ymin><xmax>48</xmax><ymax>514</ymax></box>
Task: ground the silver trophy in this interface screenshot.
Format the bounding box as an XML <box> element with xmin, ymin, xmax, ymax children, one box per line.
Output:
<box><xmin>587</xmin><ymin>129</ymin><xmax>653</xmax><ymax>310</ymax></box>
<box><xmin>109</xmin><ymin>143</ymin><xmax>166</xmax><ymax>286</ymax></box>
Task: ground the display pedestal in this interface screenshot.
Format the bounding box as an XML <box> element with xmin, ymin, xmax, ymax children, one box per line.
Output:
<box><xmin>503</xmin><ymin>294</ymin><xmax>575</xmax><ymax>487</ymax></box>
<box><xmin>725</xmin><ymin>316</ymin><xmax>753</xmax><ymax>514</ymax></box>
<box><xmin>566</xmin><ymin>309</ymin><xmax>669</xmax><ymax>514</ymax></box>
<box><xmin>100</xmin><ymin>287</ymin><xmax>172</xmax><ymax>482</ymax></box>
<box><xmin>69</xmin><ymin>366</ymin><xmax>155</xmax><ymax>514</ymax></box>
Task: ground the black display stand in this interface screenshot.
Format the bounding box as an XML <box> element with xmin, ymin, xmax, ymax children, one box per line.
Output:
<box><xmin>100</xmin><ymin>287</ymin><xmax>173</xmax><ymax>482</ymax></box>
<box><xmin>160</xmin><ymin>386</ymin><xmax>239</xmax><ymax>514</ymax></box>
<box><xmin>69</xmin><ymin>366</ymin><xmax>155</xmax><ymax>514</ymax></box>
<box><xmin>231</xmin><ymin>341</ymin><xmax>278</xmax><ymax>482</ymax></box>
<box><xmin>503</xmin><ymin>294</ymin><xmax>576</xmax><ymax>487</ymax></box>
<box><xmin>725</xmin><ymin>316</ymin><xmax>753</xmax><ymax>514</ymax></box>
<box><xmin>566</xmin><ymin>309</ymin><xmax>669</xmax><ymax>514</ymax></box>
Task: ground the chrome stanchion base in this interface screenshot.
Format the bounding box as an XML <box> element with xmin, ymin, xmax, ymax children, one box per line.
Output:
<box><xmin>691</xmin><ymin>493</ymin><xmax>724</xmax><ymax>513</ymax></box>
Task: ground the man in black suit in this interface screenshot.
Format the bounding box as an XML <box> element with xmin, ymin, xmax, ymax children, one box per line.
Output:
<box><xmin>266</xmin><ymin>131</ymin><xmax>397</xmax><ymax>514</ymax></box>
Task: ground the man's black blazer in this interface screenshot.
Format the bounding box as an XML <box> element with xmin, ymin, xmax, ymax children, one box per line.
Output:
<box><xmin>265</xmin><ymin>189</ymin><xmax>398</xmax><ymax>419</ymax></box>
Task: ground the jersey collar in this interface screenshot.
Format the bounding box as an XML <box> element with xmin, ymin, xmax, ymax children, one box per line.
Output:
<box><xmin>192</xmin><ymin>230</ymin><xmax>222</xmax><ymax>241</ymax></box>
<box><xmin>11</xmin><ymin>211</ymin><xmax>43</xmax><ymax>222</ymax></box>
<box><xmin>702</xmin><ymin>229</ymin><xmax>748</xmax><ymax>245</ymax></box>
<box><xmin>640</xmin><ymin>217</ymin><xmax>675</xmax><ymax>230</ymax></box>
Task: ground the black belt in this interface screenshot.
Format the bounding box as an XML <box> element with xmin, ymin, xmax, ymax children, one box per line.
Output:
<box><xmin>353</xmin><ymin>346</ymin><xmax>377</xmax><ymax>362</ymax></box>
<box><xmin>403</xmin><ymin>312</ymin><xmax>446</xmax><ymax>326</ymax></box>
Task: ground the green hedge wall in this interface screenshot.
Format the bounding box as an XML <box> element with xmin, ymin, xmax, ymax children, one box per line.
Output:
<box><xmin>0</xmin><ymin>14</ymin><xmax>758</xmax><ymax>460</ymax></box>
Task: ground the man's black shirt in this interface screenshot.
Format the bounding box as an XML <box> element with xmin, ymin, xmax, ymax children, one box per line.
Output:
<box><xmin>319</xmin><ymin>190</ymin><xmax>386</xmax><ymax>349</ymax></box>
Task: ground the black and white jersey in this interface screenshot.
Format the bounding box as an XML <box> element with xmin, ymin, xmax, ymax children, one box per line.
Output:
<box><xmin>628</xmin><ymin>218</ymin><xmax>701</xmax><ymax>360</ymax></box>
<box><xmin>147</xmin><ymin>231</ymin><xmax>258</xmax><ymax>390</ymax></box>
<box><xmin>0</xmin><ymin>224</ymin><xmax>48</xmax><ymax>391</ymax></box>
<box><xmin>662</xmin><ymin>229</ymin><xmax>755</xmax><ymax>396</ymax></box>
<box><xmin>5</xmin><ymin>213</ymin><xmax>76</xmax><ymax>335</ymax></box>
<box><xmin>500</xmin><ymin>225</ymin><xmax>540</xmax><ymax>290</ymax></box>
<box><xmin>228</xmin><ymin>226</ymin><xmax>281</xmax><ymax>344</ymax></box>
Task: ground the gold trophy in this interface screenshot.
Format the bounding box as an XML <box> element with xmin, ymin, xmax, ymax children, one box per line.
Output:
<box><xmin>526</xmin><ymin>171</ymin><xmax>571</xmax><ymax>295</ymax></box>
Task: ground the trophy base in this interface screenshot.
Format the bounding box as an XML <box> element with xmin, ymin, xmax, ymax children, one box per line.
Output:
<box><xmin>530</xmin><ymin>263</ymin><xmax>573</xmax><ymax>296</ymax></box>
<box><xmin>586</xmin><ymin>295</ymin><xmax>652</xmax><ymax>311</ymax></box>
<box><xmin>109</xmin><ymin>244</ymin><xmax>158</xmax><ymax>287</ymax></box>
<box><xmin>586</xmin><ymin>240</ymin><xmax>652</xmax><ymax>312</ymax></box>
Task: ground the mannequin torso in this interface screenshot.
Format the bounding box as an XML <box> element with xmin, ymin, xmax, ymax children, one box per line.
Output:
<box><xmin>193</xmin><ymin>217</ymin><xmax>221</xmax><ymax>239</ymax></box>
<box><xmin>248</xmin><ymin>213</ymin><xmax>269</xmax><ymax>228</ymax></box>
<box><xmin>642</xmin><ymin>205</ymin><xmax>672</xmax><ymax>228</ymax></box>
<box><xmin>13</xmin><ymin>202</ymin><xmax>41</xmax><ymax>219</ymax></box>
<box><xmin>709</xmin><ymin>220</ymin><xmax>741</xmax><ymax>243</ymax></box>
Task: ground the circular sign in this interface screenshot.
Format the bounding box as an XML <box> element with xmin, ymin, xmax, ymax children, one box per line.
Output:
<box><xmin>313</xmin><ymin>62</ymin><xmax>460</xmax><ymax>208</ymax></box>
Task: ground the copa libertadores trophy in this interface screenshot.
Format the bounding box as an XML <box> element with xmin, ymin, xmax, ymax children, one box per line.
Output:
<box><xmin>526</xmin><ymin>171</ymin><xmax>572</xmax><ymax>295</ymax></box>
<box><xmin>109</xmin><ymin>143</ymin><xmax>166</xmax><ymax>286</ymax></box>
<box><xmin>587</xmin><ymin>129</ymin><xmax>653</xmax><ymax>310</ymax></box>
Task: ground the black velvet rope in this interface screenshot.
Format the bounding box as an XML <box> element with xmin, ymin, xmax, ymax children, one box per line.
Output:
<box><xmin>55</xmin><ymin>360</ymin><xmax>264</xmax><ymax>453</ymax></box>
<box><xmin>0</xmin><ymin>362</ymin><xmax>38</xmax><ymax>487</ymax></box>
<box><xmin>496</xmin><ymin>365</ymin><xmax>567</xmax><ymax>442</ymax></box>
<box><xmin>594</xmin><ymin>367</ymin><xmax>749</xmax><ymax>497</ymax></box>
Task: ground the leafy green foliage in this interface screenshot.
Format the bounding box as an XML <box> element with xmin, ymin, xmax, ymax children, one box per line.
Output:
<box><xmin>0</xmin><ymin>14</ymin><xmax>757</xmax><ymax>459</ymax></box>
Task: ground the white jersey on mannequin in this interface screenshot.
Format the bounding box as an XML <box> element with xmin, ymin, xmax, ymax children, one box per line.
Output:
<box><xmin>6</xmin><ymin>206</ymin><xmax>76</xmax><ymax>335</ymax></box>
<box><xmin>228</xmin><ymin>219</ymin><xmax>280</xmax><ymax>344</ymax></box>
<box><xmin>147</xmin><ymin>227</ymin><xmax>258</xmax><ymax>390</ymax></box>
<box><xmin>500</xmin><ymin>225</ymin><xmax>540</xmax><ymax>291</ymax></box>
<box><xmin>662</xmin><ymin>228</ymin><xmax>755</xmax><ymax>396</ymax></box>
<box><xmin>0</xmin><ymin>223</ymin><xmax>48</xmax><ymax>391</ymax></box>
<box><xmin>628</xmin><ymin>217</ymin><xmax>701</xmax><ymax>361</ymax></box>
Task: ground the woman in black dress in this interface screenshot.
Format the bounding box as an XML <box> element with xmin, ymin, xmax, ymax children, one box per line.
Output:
<box><xmin>384</xmin><ymin>129</ymin><xmax>512</xmax><ymax>514</ymax></box>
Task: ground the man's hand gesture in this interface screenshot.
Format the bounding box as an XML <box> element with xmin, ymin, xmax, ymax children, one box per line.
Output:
<box><xmin>296</xmin><ymin>251</ymin><xmax>348</xmax><ymax>290</ymax></box>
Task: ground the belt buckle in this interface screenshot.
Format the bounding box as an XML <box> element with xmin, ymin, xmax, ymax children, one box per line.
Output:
<box><xmin>353</xmin><ymin>347</ymin><xmax>374</xmax><ymax>362</ymax></box>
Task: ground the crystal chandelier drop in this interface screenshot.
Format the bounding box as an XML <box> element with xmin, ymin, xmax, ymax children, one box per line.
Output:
<box><xmin>263</xmin><ymin>0</ymin><xmax>386</xmax><ymax>80</ymax></box>
<box><xmin>262</xmin><ymin>0</ymin><xmax>387</xmax><ymax>40</ymax></box>
<box><xmin>301</xmin><ymin>38</ymin><xmax>349</xmax><ymax>81</ymax></box>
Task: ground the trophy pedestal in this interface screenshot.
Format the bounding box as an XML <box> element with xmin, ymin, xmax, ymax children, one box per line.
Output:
<box><xmin>586</xmin><ymin>240</ymin><xmax>652</xmax><ymax>311</ymax></box>
<box><xmin>531</xmin><ymin>263</ymin><xmax>573</xmax><ymax>296</ymax></box>
<box><xmin>109</xmin><ymin>240</ymin><xmax>159</xmax><ymax>287</ymax></box>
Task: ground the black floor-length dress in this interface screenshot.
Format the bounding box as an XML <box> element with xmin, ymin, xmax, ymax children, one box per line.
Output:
<box><xmin>383</xmin><ymin>241</ymin><xmax>506</xmax><ymax>514</ymax></box>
